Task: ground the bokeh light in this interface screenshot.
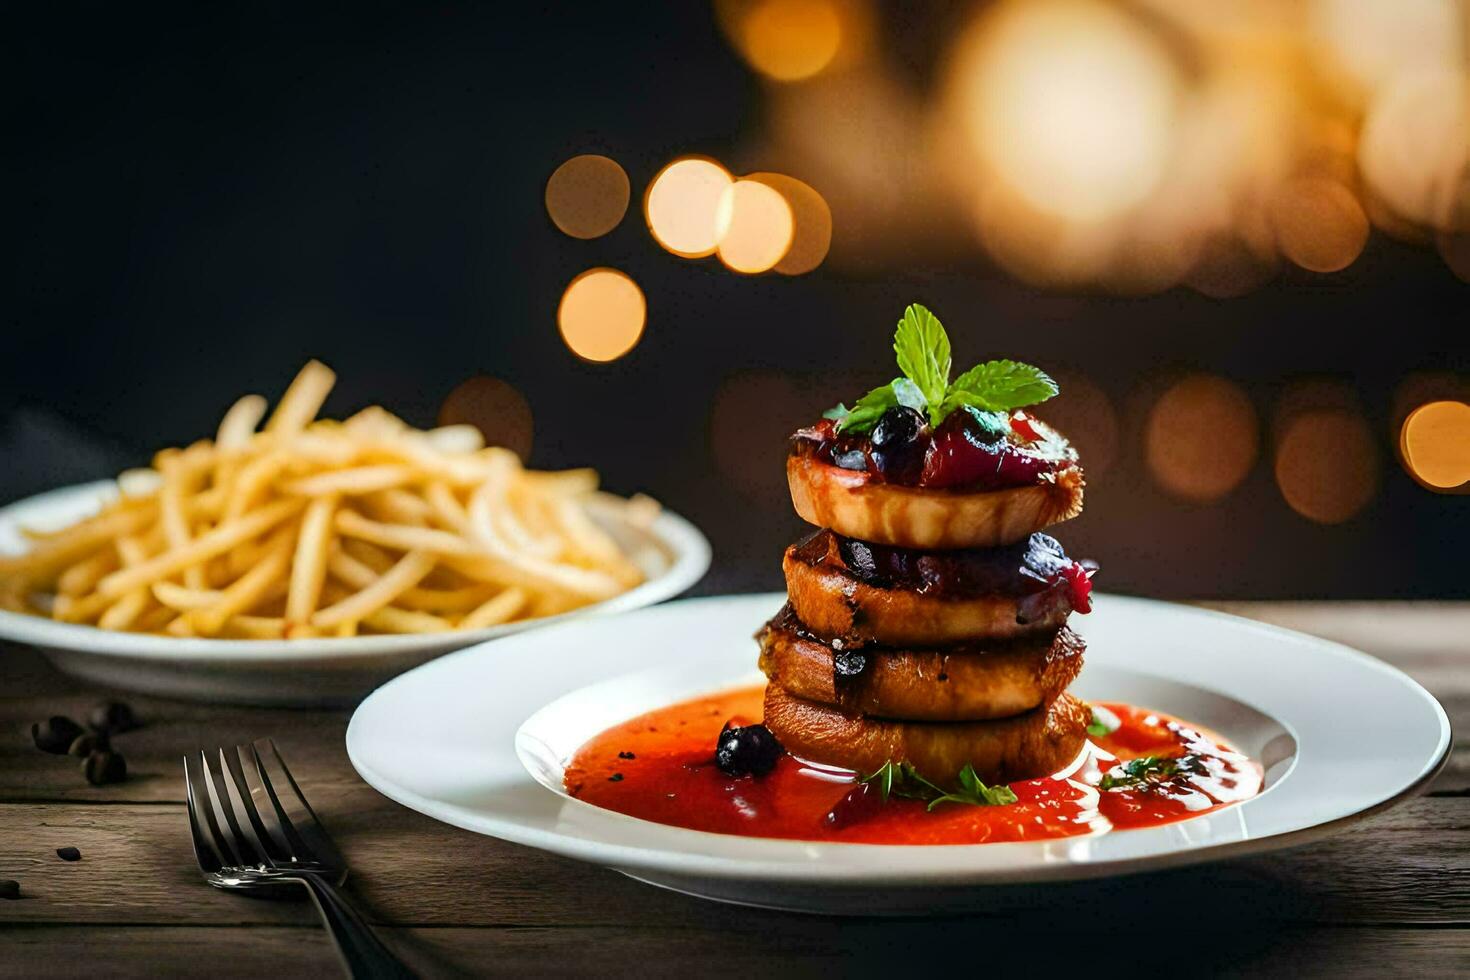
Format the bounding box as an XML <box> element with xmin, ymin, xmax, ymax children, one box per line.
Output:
<box><xmin>557</xmin><ymin>268</ymin><xmax>646</xmax><ymax>363</ymax></box>
<box><xmin>715</xmin><ymin>179</ymin><xmax>795</xmax><ymax>273</ymax></box>
<box><xmin>438</xmin><ymin>376</ymin><xmax>534</xmax><ymax>461</ymax></box>
<box><xmin>1269</xmin><ymin>176</ymin><xmax>1370</xmax><ymax>272</ymax></box>
<box><xmin>1146</xmin><ymin>375</ymin><xmax>1260</xmax><ymax>502</ymax></box>
<box><xmin>1310</xmin><ymin>0</ymin><xmax>1464</xmax><ymax>102</ymax></box>
<box><xmin>645</xmin><ymin>157</ymin><xmax>734</xmax><ymax>257</ymax></box>
<box><xmin>747</xmin><ymin>172</ymin><xmax>832</xmax><ymax>274</ymax></box>
<box><xmin>1275</xmin><ymin>410</ymin><xmax>1380</xmax><ymax>523</ymax></box>
<box><xmin>952</xmin><ymin>0</ymin><xmax>1180</xmax><ymax>223</ymax></box>
<box><xmin>544</xmin><ymin>154</ymin><xmax>630</xmax><ymax>239</ymax></box>
<box><xmin>724</xmin><ymin>0</ymin><xmax>844</xmax><ymax>82</ymax></box>
<box><xmin>1358</xmin><ymin>67</ymin><xmax>1470</xmax><ymax>231</ymax></box>
<box><xmin>1390</xmin><ymin>372</ymin><xmax>1470</xmax><ymax>440</ymax></box>
<box><xmin>1400</xmin><ymin>400</ymin><xmax>1470</xmax><ymax>491</ymax></box>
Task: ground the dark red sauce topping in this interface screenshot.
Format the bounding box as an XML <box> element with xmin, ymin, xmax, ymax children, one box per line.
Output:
<box><xmin>791</xmin><ymin>529</ymin><xmax>1097</xmax><ymax>609</ymax></box>
<box><xmin>565</xmin><ymin>688</ymin><xmax>1263</xmax><ymax>846</ymax></box>
<box><xmin>792</xmin><ymin>406</ymin><xmax>1076</xmax><ymax>491</ymax></box>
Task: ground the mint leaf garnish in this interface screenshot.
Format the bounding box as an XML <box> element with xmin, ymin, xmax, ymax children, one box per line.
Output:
<box><xmin>945</xmin><ymin>359</ymin><xmax>1058</xmax><ymax>413</ymax></box>
<box><xmin>894</xmin><ymin>304</ymin><xmax>951</xmax><ymax>421</ymax></box>
<box><xmin>821</xmin><ymin>304</ymin><xmax>1058</xmax><ymax>435</ymax></box>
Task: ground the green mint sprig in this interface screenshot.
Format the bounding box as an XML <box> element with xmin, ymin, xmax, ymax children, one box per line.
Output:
<box><xmin>859</xmin><ymin>760</ymin><xmax>1018</xmax><ymax>811</ymax></box>
<box><xmin>825</xmin><ymin>304</ymin><xmax>1058</xmax><ymax>435</ymax></box>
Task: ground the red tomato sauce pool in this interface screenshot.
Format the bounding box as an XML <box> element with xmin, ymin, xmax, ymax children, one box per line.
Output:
<box><xmin>564</xmin><ymin>686</ymin><xmax>1263</xmax><ymax>845</ymax></box>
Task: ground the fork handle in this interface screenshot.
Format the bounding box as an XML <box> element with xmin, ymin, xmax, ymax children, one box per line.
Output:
<box><xmin>289</xmin><ymin>872</ymin><xmax>415</xmax><ymax>979</ymax></box>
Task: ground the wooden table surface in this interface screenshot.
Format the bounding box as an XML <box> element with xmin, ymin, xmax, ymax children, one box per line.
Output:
<box><xmin>1</xmin><ymin>601</ymin><xmax>1465</xmax><ymax>978</ymax></box>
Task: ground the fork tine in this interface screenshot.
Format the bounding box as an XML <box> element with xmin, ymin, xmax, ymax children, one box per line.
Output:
<box><xmin>217</xmin><ymin>747</ymin><xmax>285</xmax><ymax>867</ymax></box>
<box><xmin>235</xmin><ymin>744</ymin><xmax>297</xmax><ymax>861</ymax></box>
<box><xmin>196</xmin><ymin>749</ymin><xmax>263</xmax><ymax>867</ymax></box>
<box><xmin>183</xmin><ymin>754</ymin><xmax>227</xmax><ymax>873</ymax></box>
<box><xmin>252</xmin><ymin>738</ymin><xmax>346</xmax><ymax>870</ymax></box>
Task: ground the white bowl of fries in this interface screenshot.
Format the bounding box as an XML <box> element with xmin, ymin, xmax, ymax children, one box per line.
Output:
<box><xmin>0</xmin><ymin>363</ymin><xmax>710</xmax><ymax>705</ymax></box>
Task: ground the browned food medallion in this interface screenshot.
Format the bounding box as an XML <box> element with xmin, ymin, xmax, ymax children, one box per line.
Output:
<box><xmin>782</xmin><ymin>530</ymin><xmax>1091</xmax><ymax>647</ymax></box>
<box><xmin>786</xmin><ymin>452</ymin><xmax>1084</xmax><ymax>550</ymax></box>
<box><xmin>763</xmin><ymin>685</ymin><xmax>1089</xmax><ymax>789</ymax></box>
<box><xmin>758</xmin><ymin>608</ymin><xmax>1085</xmax><ymax>722</ymax></box>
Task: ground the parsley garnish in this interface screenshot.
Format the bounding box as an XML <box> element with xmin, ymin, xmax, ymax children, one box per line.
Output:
<box><xmin>1098</xmin><ymin>754</ymin><xmax>1205</xmax><ymax>791</ymax></box>
<box><xmin>826</xmin><ymin>304</ymin><xmax>1058</xmax><ymax>434</ymax></box>
<box><xmin>859</xmin><ymin>760</ymin><xmax>1018</xmax><ymax>811</ymax></box>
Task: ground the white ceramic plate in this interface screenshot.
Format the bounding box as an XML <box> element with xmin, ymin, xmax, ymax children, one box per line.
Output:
<box><xmin>346</xmin><ymin>593</ymin><xmax>1450</xmax><ymax>914</ymax></box>
<box><xmin>0</xmin><ymin>481</ymin><xmax>710</xmax><ymax>705</ymax></box>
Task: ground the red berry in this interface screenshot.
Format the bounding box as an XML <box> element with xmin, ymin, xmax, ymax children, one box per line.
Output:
<box><xmin>1062</xmin><ymin>562</ymin><xmax>1093</xmax><ymax>614</ymax></box>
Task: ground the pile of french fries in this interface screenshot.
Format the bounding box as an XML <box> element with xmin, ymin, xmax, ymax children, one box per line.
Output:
<box><xmin>0</xmin><ymin>362</ymin><xmax>654</xmax><ymax>639</ymax></box>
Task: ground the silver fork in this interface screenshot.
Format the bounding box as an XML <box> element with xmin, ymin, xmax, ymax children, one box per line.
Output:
<box><xmin>184</xmin><ymin>739</ymin><xmax>414</xmax><ymax>979</ymax></box>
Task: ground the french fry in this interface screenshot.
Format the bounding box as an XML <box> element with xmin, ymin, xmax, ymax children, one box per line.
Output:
<box><xmin>362</xmin><ymin>606</ymin><xmax>453</xmax><ymax>633</ymax></box>
<box><xmin>95</xmin><ymin>498</ymin><xmax>304</xmax><ymax>600</ymax></box>
<box><xmin>459</xmin><ymin>587</ymin><xmax>528</xmax><ymax>630</ymax></box>
<box><xmin>281</xmin><ymin>465</ymin><xmax>418</xmax><ymax>498</ymax></box>
<box><xmin>286</xmin><ymin>495</ymin><xmax>337</xmax><ymax>624</ymax></box>
<box><xmin>217</xmin><ymin>394</ymin><xmax>267</xmax><ymax>449</ymax></box>
<box><xmin>310</xmin><ymin>550</ymin><xmax>436</xmax><ymax>629</ymax></box>
<box><xmin>184</xmin><ymin>532</ymin><xmax>296</xmax><ymax>636</ymax></box>
<box><xmin>266</xmin><ymin>360</ymin><xmax>335</xmax><ymax>435</ymax></box>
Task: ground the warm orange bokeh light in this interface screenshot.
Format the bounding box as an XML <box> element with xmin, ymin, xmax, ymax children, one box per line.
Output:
<box><xmin>747</xmin><ymin>172</ymin><xmax>832</xmax><ymax>275</ymax></box>
<box><xmin>1358</xmin><ymin>67</ymin><xmax>1470</xmax><ymax>231</ymax></box>
<box><xmin>1276</xmin><ymin>410</ymin><xmax>1380</xmax><ymax>523</ymax></box>
<box><xmin>645</xmin><ymin>157</ymin><xmax>734</xmax><ymax>258</ymax></box>
<box><xmin>737</xmin><ymin>0</ymin><xmax>843</xmax><ymax>81</ymax></box>
<box><xmin>557</xmin><ymin>268</ymin><xmax>646</xmax><ymax>363</ymax></box>
<box><xmin>1146</xmin><ymin>375</ymin><xmax>1259</xmax><ymax>502</ymax></box>
<box><xmin>1400</xmin><ymin>400</ymin><xmax>1470</xmax><ymax>490</ymax></box>
<box><xmin>1269</xmin><ymin>176</ymin><xmax>1370</xmax><ymax>273</ymax></box>
<box><xmin>953</xmin><ymin>0</ymin><xmax>1179</xmax><ymax>223</ymax></box>
<box><xmin>438</xmin><ymin>376</ymin><xmax>534</xmax><ymax>461</ymax></box>
<box><xmin>544</xmin><ymin>154</ymin><xmax>630</xmax><ymax>240</ymax></box>
<box><xmin>715</xmin><ymin>179</ymin><xmax>795</xmax><ymax>273</ymax></box>
<box><xmin>1310</xmin><ymin>0</ymin><xmax>1464</xmax><ymax>102</ymax></box>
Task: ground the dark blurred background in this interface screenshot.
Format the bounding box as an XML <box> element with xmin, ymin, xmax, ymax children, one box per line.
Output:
<box><xmin>2</xmin><ymin>2</ymin><xmax>1466</xmax><ymax>599</ymax></box>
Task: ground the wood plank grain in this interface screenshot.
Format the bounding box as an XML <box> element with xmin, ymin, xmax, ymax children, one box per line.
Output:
<box><xmin>1</xmin><ymin>923</ymin><xmax>1467</xmax><ymax>979</ymax></box>
<box><xmin>2</xmin><ymin>794</ymin><xmax>1465</xmax><ymax>929</ymax></box>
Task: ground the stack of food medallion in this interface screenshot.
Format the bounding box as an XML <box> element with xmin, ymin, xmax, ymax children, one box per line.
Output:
<box><xmin>758</xmin><ymin>407</ymin><xmax>1096</xmax><ymax>791</ymax></box>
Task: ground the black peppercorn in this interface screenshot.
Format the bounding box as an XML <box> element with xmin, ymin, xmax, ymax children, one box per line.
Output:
<box><xmin>88</xmin><ymin>701</ymin><xmax>139</xmax><ymax>734</ymax></box>
<box><xmin>32</xmin><ymin>716</ymin><xmax>85</xmax><ymax>755</ymax></box>
<box><xmin>83</xmin><ymin>751</ymin><xmax>127</xmax><ymax>786</ymax></box>
<box><xmin>607</xmin><ymin>773</ymin><xmax>624</xmax><ymax>782</ymax></box>
<box><xmin>56</xmin><ymin>847</ymin><xmax>81</xmax><ymax>862</ymax></box>
<box><xmin>0</xmin><ymin>880</ymin><xmax>18</xmax><ymax>900</ymax></box>
<box><xmin>617</xmin><ymin>751</ymin><xmax>636</xmax><ymax>760</ymax></box>
<box><xmin>68</xmin><ymin>732</ymin><xmax>110</xmax><ymax>758</ymax></box>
